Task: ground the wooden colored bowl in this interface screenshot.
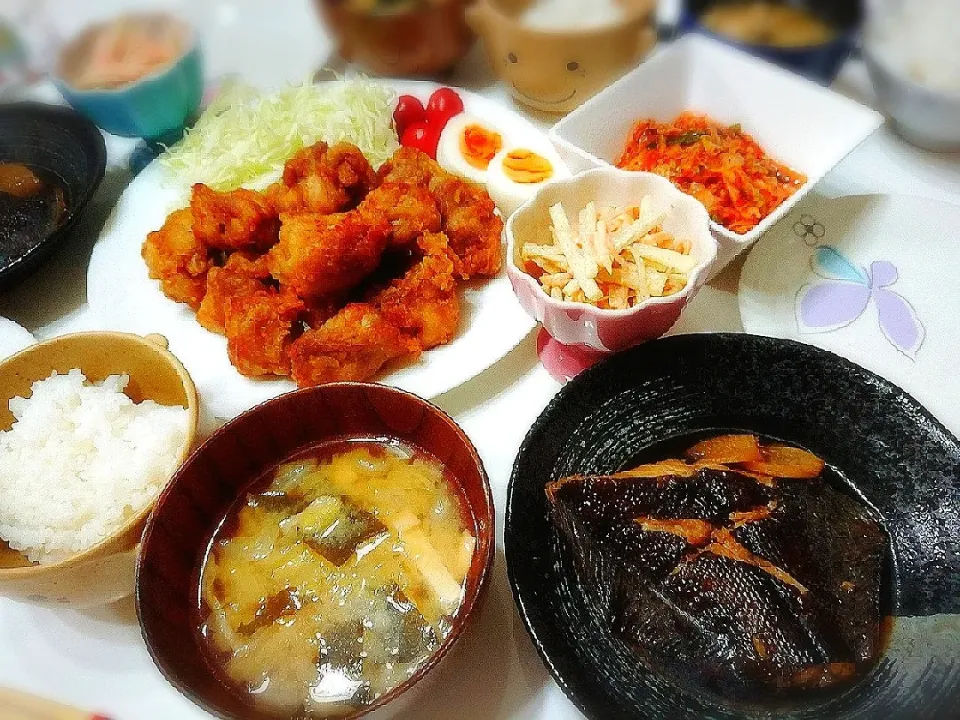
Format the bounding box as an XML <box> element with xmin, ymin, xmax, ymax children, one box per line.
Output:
<box><xmin>316</xmin><ymin>0</ymin><xmax>474</xmax><ymax>77</ymax></box>
<box><xmin>136</xmin><ymin>382</ymin><xmax>494</xmax><ymax>720</ymax></box>
<box><xmin>468</xmin><ymin>0</ymin><xmax>657</xmax><ymax>113</ymax></box>
<box><xmin>0</xmin><ymin>332</ymin><xmax>198</xmax><ymax>608</ymax></box>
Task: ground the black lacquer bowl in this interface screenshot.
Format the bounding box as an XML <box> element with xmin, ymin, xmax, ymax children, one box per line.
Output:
<box><xmin>507</xmin><ymin>334</ymin><xmax>960</xmax><ymax>720</ymax></box>
<box><xmin>0</xmin><ymin>102</ymin><xmax>106</xmax><ymax>290</ymax></box>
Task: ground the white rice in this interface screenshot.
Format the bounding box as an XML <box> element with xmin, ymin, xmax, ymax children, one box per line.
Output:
<box><xmin>868</xmin><ymin>0</ymin><xmax>960</xmax><ymax>93</ymax></box>
<box><xmin>520</xmin><ymin>0</ymin><xmax>627</xmax><ymax>31</ymax></box>
<box><xmin>0</xmin><ymin>369</ymin><xmax>189</xmax><ymax>564</ymax></box>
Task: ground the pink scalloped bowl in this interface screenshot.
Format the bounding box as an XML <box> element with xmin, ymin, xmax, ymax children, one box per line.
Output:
<box><xmin>505</xmin><ymin>168</ymin><xmax>718</xmax><ymax>352</ymax></box>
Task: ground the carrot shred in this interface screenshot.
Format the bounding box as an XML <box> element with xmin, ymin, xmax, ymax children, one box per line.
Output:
<box><xmin>686</xmin><ymin>434</ymin><xmax>762</xmax><ymax>465</ymax></box>
<box><xmin>524</xmin><ymin>260</ymin><xmax>545</xmax><ymax>280</ymax></box>
<box><xmin>740</xmin><ymin>445</ymin><xmax>825</xmax><ymax>479</ymax></box>
<box><xmin>616</xmin><ymin>112</ymin><xmax>806</xmax><ymax>234</ymax></box>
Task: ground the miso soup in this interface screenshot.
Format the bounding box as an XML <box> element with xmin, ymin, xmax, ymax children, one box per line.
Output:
<box><xmin>197</xmin><ymin>439</ymin><xmax>476</xmax><ymax>718</ymax></box>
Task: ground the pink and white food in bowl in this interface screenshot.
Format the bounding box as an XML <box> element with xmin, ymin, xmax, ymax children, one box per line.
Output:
<box><xmin>505</xmin><ymin>168</ymin><xmax>717</xmax><ymax>352</ymax></box>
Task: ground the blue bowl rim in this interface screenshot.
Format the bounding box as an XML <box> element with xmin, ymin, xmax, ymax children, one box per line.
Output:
<box><xmin>52</xmin><ymin>13</ymin><xmax>199</xmax><ymax>98</ymax></box>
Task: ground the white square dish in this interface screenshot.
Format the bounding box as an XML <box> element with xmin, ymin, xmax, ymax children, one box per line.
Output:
<box><xmin>549</xmin><ymin>35</ymin><xmax>884</xmax><ymax>271</ymax></box>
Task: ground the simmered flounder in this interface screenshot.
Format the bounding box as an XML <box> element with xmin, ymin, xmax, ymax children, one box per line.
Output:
<box><xmin>547</xmin><ymin>444</ymin><xmax>888</xmax><ymax>702</ymax></box>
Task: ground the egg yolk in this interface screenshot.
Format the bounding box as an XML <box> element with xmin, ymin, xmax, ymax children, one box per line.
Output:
<box><xmin>460</xmin><ymin>125</ymin><xmax>503</xmax><ymax>170</ymax></box>
<box><xmin>503</xmin><ymin>150</ymin><xmax>554</xmax><ymax>184</ymax></box>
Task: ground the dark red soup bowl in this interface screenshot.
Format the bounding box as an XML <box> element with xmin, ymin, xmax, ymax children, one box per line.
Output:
<box><xmin>135</xmin><ymin>382</ymin><xmax>494</xmax><ymax>720</ymax></box>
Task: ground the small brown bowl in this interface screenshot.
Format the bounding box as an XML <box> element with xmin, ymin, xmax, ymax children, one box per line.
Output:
<box><xmin>0</xmin><ymin>332</ymin><xmax>198</xmax><ymax>608</ymax></box>
<box><xmin>315</xmin><ymin>0</ymin><xmax>474</xmax><ymax>76</ymax></box>
<box><xmin>136</xmin><ymin>382</ymin><xmax>495</xmax><ymax>720</ymax></box>
<box><xmin>468</xmin><ymin>0</ymin><xmax>657</xmax><ymax>113</ymax></box>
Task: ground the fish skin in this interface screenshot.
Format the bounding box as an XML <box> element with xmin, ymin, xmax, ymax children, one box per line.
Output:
<box><xmin>548</xmin><ymin>465</ymin><xmax>887</xmax><ymax>701</ymax></box>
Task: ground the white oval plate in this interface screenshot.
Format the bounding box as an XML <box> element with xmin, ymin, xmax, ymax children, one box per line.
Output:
<box><xmin>87</xmin><ymin>81</ymin><xmax>538</xmax><ymax>420</ymax></box>
<box><xmin>0</xmin><ymin>318</ymin><xmax>35</xmax><ymax>362</ymax></box>
<box><xmin>739</xmin><ymin>194</ymin><xmax>960</xmax><ymax>436</ymax></box>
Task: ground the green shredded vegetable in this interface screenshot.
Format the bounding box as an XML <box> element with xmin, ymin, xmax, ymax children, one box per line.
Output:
<box><xmin>160</xmin><ymin>78</ymin><xmax>399</xmax><ymax>191</ymax></box>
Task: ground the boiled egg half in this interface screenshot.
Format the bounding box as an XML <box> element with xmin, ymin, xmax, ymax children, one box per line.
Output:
<box><xmin>437</xmin><ymin>113</ymin><xmax>506</xmax><ymax>185</ymax></box>
<box><xmin>486</xmin><ymin>143</ymin><xmax>570</xmax><ymax>218</ymax></box>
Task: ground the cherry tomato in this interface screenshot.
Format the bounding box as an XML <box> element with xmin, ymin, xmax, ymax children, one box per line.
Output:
<box><xmin>393</xmin><ymin>95</ymin><xmax>426</xmax><ymax>138</ymax></box>
<box><xmin>426</xmin><ymin>87</ymin><xmax>464</xmax><ymax>130</ymax></box>
<box><xmin>400</xmin><ymin>121</ymin><xmax>442</xmax><ymax>159</ymax></box>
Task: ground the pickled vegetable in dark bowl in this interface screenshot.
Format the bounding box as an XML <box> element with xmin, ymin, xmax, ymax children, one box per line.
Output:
<box><xmin>0</xmin><ymin>103</ymin><xmax>106</xmax><ymax>291</ymax></box>
<box><xmin>680</xmin><ymin>0</ymin><xmax>863</xmax><ymax>83</ymax></box>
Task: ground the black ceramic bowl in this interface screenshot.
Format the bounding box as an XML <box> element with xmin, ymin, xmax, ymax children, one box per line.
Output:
<box><xmin>507</xmin><ymin>334</ymin><xmax>960</xmax><ymax>720</ymax></box>
<box><xmin>0</xmin><ymin>102</ymin><xmax>106</xmax><ymax>291</ymax></box>
<box><xmin>681</xmin><ymin>0</ymin><xmax>863</xmax><ymax>83</ymax></box>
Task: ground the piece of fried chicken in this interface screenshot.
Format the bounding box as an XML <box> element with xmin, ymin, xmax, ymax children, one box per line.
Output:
<box><xmin>288</xmin><ymin>303</ymin><xmax>417</xmax><ymax>386</ymax></box>
<box><xmin>358</xmin><ymin>182</ymin><xmax>441</xmax><ymax>249</ymax></box>
<box><xmin>375</xmin><ymin>147</ymin><xmax>504</xmax><ymax>278</ymax></box>
<box><xmin>300</xmin><ymin>297</ymin><xmax>344</xmax><ymax>331</ymax></box>
<box><xmin>142</xmin><ymin>208</ymin><xmax>212</xmax><ymax>310</ymax></box>
<box><xmin>223</xmin><ymin>287</ymin><xmax>304</xmax><ymax>377</ymax></box>
<box><xmin>186</xmin><ymin>247</ymin><xmax>302</xmax><ymax>376</ymax></box>
<box><xmin>376</xmin><ymin>146</ymin><xmax>443</xmax><ymax>186</ymax></box>
<box><xmin>196</xmin><ymin>252</ymin><xmax>273</xmax><ymax>334</ymax></box>
<box><xmin>369</xmin><ymin>232</ymin><xmax>460</xmax><ymax>349</ymax></box>
<box><xmin>268</xmin><ymin>210</ymin><xmax>390</xmax><ymax>299</ymax></box>
<box><xmin>191</xmin><ymin>183</ymin><xmax>279</xmax><ymax>252</ymax></box>
<box><xmin>429</xmin><ymin>174</ymin><xmax>504</xmax><ymax>279</ymax></box>
<box><xmin>266</xmin><ymin>141</ymin><xmax>377</xmax><ymax>215</ymax></box>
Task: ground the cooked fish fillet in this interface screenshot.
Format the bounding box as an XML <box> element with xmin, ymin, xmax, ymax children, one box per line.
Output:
<box><xmin>547</xmin><ymin>463</ymin><xmax>888</xmax><ymax>700</ymax></box>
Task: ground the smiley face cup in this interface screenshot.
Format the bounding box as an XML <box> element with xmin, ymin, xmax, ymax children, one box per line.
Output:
<box><xmin>467</xmin><ymin>0</ymin><xmax>656</xmax><ymax>114</ymax></box>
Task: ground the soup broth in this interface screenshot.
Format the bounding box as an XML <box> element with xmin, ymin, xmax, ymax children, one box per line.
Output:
<box><xmin>198</xmin><ymin>440</ymin><xmax>476</xmax><ymax>717</ymax></box>
<box><xmin>701</xmin><ymin>2</ymin><xmax>837</xmax><ymax>48</ymax></box>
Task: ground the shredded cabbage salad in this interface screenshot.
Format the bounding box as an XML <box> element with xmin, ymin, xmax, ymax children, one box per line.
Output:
<box><xmin>160</xmin><ymin>78</ymin><xmax>399</xmax><ymax>191</ymax></box>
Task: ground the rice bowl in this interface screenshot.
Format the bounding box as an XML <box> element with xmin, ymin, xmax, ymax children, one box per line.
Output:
<box><xmin>0</xmin><ymin>370</ymin><xmax>190</xmax><ymax>563</ymax></box>
<box><xmin>0</xmin><ymin>331</ymin><xmax>197</xmax><ymax>608</ymax></box>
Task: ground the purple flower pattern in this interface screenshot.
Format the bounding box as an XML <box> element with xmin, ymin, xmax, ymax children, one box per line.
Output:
<box><xmin>796</xmin><ymin>245</ymin><xmax>925</xmax><ymax>360</ymax></box>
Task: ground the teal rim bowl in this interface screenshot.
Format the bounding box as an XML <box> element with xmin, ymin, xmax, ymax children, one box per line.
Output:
<box><xmin>53</xmin><ymin>15</ymin><xmax>203</xmax><ymax>141</ymax></box>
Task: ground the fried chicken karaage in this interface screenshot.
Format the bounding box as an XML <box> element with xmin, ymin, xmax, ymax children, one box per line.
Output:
<box><xmin>143</xmin><ymin>141</ymin><xmax>504</xmax><ymax>387</ymax></box>
<box><xmin>268</xmin><ymin>210</ymin><xmax>390</xmax><ymax>299</ymax></box>
<box><xmin>370</xmin><ymin>232</ymin><xmax>460</xmax><ymax>349</ymax></box>
<box><xmin>376</xmin><ymin>147</ymin><xmax>504</xmax><ymax>278</ymax></box>
<box><xmin>429</xmin><ymin>174</ymin><xmax>504</xmax><ymax>279</ymax></box>
<box><xmin>288</xmin><ymin>303</ymin><xmax>417</xmax><ymax>386</ymax></box>
<box><xmin>224</xmin><ymin>287</ymin><xmax>304</xmax><ymax>377</ymax></box>
<box><xmin>195</xmin><ymin>251</ymin><xmax>303</xmax><ymax>376</ymax></box>
<box><xmin>358</xmin><ymin>182</ymin><xmax>441</xmax><ymax>249</ymax></box>
<box><xmin>196</xmin><ymin>251</ymin><xmax>272</xmax><ymax>334</ymax></box>
<box><xmin>191</xmin><ymin>183</ymin><xmax>279</xmax><ymax>252</ymax></box>
<box><xmin>376</xmin><ymin>146</ymin><xmax>442</xmax><ymax>186</ymax></box>
<box><xmin>266</xmin><ymin>141</ymin><xmax>377</xmax><ymax>215</ymax></box>
<box><xmin>142</xmin><ymin>208</ymin><xmax>212</xmax><ymax>310</ymax></box>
